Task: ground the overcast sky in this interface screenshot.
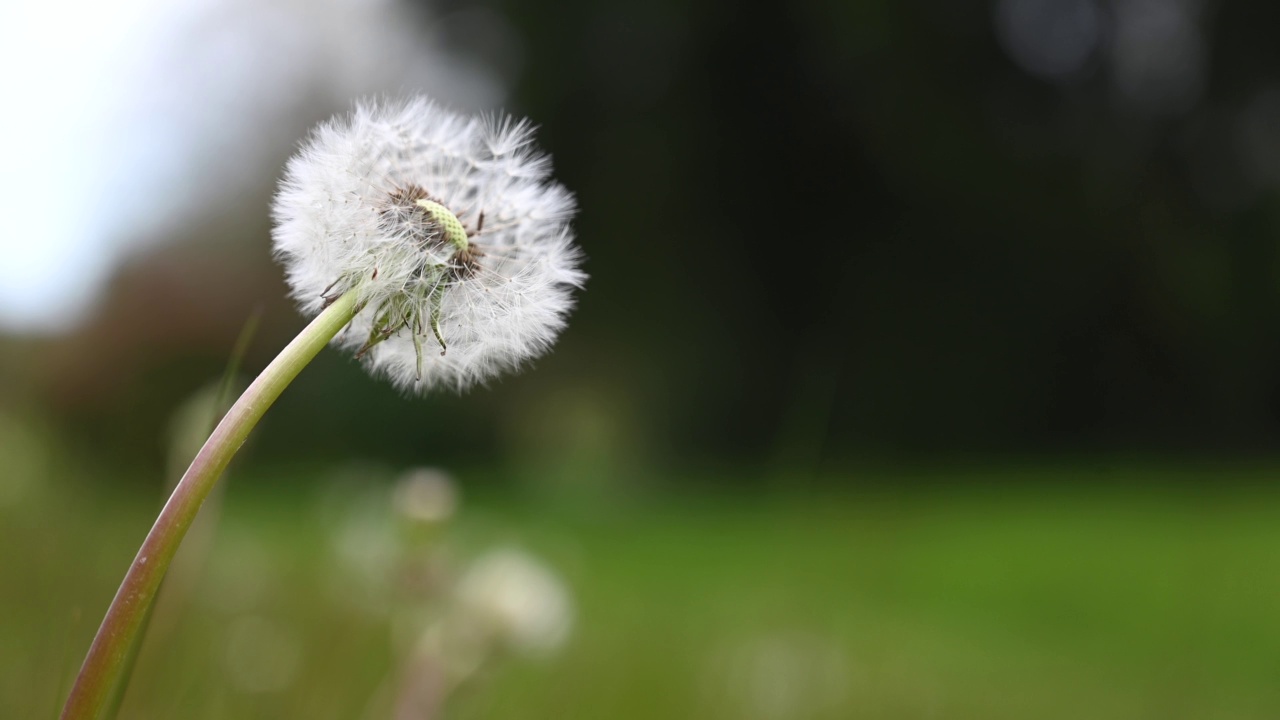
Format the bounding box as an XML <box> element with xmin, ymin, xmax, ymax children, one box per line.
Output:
<box><xmin>0</xmin><ymin>0</ymin><xmax>502</xmax><ymax>333</ymax></box>
<box><xmin>0</xmin><ymin>0</ymin><xmax>179</xmax><ymax>332</ymax></box>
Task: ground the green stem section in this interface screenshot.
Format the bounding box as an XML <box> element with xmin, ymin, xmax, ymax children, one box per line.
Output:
<box><xmin>60</xmin><ymin>289</ymin><xmax>360</xmax><ymax>720</ymax></box>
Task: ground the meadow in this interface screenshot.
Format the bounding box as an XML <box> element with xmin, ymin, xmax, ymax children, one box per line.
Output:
<box><xmin>4</xmin><ymin>463</ymin><xmax>1277</xmax><ymax>719</ymax></box>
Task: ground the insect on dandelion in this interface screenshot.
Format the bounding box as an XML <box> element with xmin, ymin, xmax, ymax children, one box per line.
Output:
<box><xmin>60</xmin><ymin>96</ymin><xmax>583</xmax><ymax>720</ymax></box>
<box><xmin>272</xmin><ymin>95</ymin><xmax>586</xmax><ymax>392</ymax></box>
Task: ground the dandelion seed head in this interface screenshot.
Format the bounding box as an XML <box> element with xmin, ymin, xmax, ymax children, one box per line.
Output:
<box><xmin>272</xmin><ymin>96</ymin><xmax>584</xmax><ymax>392</ymax></box>
<box><xmin>455</xmin><ymin>547</ymin><xmax>574</xmax><ymax>657</ymax></box>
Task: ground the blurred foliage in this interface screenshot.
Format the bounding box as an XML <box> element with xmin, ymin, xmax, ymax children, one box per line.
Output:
<box><xmin>5</xmin><ymin>0</ymin><xmax>1280</xmax><ymax>481</ymax></box>
<box><xmin>494</xmin><ymin>0</ymin><xmax>1280</xmax><ymax>462</ymax></box>
<box><xmin>4</xmin><ymin>465</ymin><xmax>1280</xmax><ymax>718</ymax></box>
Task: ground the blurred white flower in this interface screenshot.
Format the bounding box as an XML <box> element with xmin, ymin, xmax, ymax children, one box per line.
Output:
<box><xmin>272</xmin><ymin>96</ymin><xmax>585</xmax><ymax>392</ymax></box>
<box><xmin>454</xmin><ymin>547</ymin><xmax>574</xmax><ymax>656</ymax></box>
<box><xmin>393</xmin><ymin>467</ymin><xmax>459</xmax><ymax>525</ymax></box>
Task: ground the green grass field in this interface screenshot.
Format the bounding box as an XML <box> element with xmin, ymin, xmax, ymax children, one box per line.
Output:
<box><xmin>4</xmin><ymin>468</ymin><xmax>1279</xmax><ymax>719</ymax></box>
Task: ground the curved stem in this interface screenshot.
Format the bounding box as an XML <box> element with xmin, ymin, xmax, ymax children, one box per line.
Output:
<box><xmin>60</xmin><ymin>289</ymin><xmax>360</xmax><ymax>720</ymax></box>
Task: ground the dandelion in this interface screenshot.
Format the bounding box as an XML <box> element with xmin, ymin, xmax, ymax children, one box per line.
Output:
<box><xmin>60</xmin><ymin>96</ymin><xmax>581</xmax><ymax>720</ymax></box>
<box><xmin>273</xmin><ymin>96</ymin><xmax>585</xmax><ymax>392</ymax></box>
<box><xmin>393</xmin><ymin>466</ymin><xmax>459</xmax><ymax>525</ymax></box>
<box><xmin>454</xmin><ymin>547</ymin><xmax>574</xmax><ymax>657</ymax></box>
<box><xmin>388</xmin><ymin>546</ymin><xmax>574</xmax><ymax>714</ymax></box>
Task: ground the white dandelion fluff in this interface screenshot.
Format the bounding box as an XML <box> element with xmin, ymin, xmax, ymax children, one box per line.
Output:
<box><xmin>454</xmin><ymin>547</ymin><xmax>574</xmax><ymax>657</ymax></box>
<box><xmin>272</xmin><ymin>96</ymin><xmax>585</xmax><ymax>392</ymax></box>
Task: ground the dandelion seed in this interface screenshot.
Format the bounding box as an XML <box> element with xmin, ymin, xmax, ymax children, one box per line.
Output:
<box><xmin>272</xmin><ymin>96</ymin><xmax>586</xmax><ymax>393</ymax></box>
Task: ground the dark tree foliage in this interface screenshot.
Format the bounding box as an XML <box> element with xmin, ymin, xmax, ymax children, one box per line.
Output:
<box><xmin>29</xmin><ymin>1</ymin><xmax>1280</xmax><ymax>480</ymax></box>
<box><xmin>467</xmin><ymin>0</ymin><xmax>1280</xmax><ymax>463</ymax></box>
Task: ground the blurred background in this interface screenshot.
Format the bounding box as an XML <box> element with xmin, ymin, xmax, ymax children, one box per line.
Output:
<box><xmin>3</xmin><ymin>0</ymin><xmax>1280</xmax><ymax>717</ymax></box>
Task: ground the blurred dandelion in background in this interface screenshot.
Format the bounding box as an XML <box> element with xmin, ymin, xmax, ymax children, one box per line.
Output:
<box><xmin>309</xmin><ymin>466</ymin><xmax>576</xmax><ymax>718</ymax></box>
<box><xmin>452</xmin><ymin>546</ymin><xmax>574</xmax><ymax>658</ymax></box>
<box><xmin>387</xmin><ymin>545</ymin><xmax>575</xmax><ymax>717</ymax></box>
<box><xmin>393</xmin><ymin>467</ymin><xmax>460</xmax><ymax>526</ymax></box>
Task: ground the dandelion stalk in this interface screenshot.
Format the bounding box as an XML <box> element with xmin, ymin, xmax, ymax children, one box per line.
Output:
<box><xmin>100</xmin><ymin>307</ymin><xmax>264</xmax><ymax>720</ymax></box>
<box><xmin>60</xmin><ymin>288</ymin><xmax>359</xmax><ymax>720</ymax></box>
